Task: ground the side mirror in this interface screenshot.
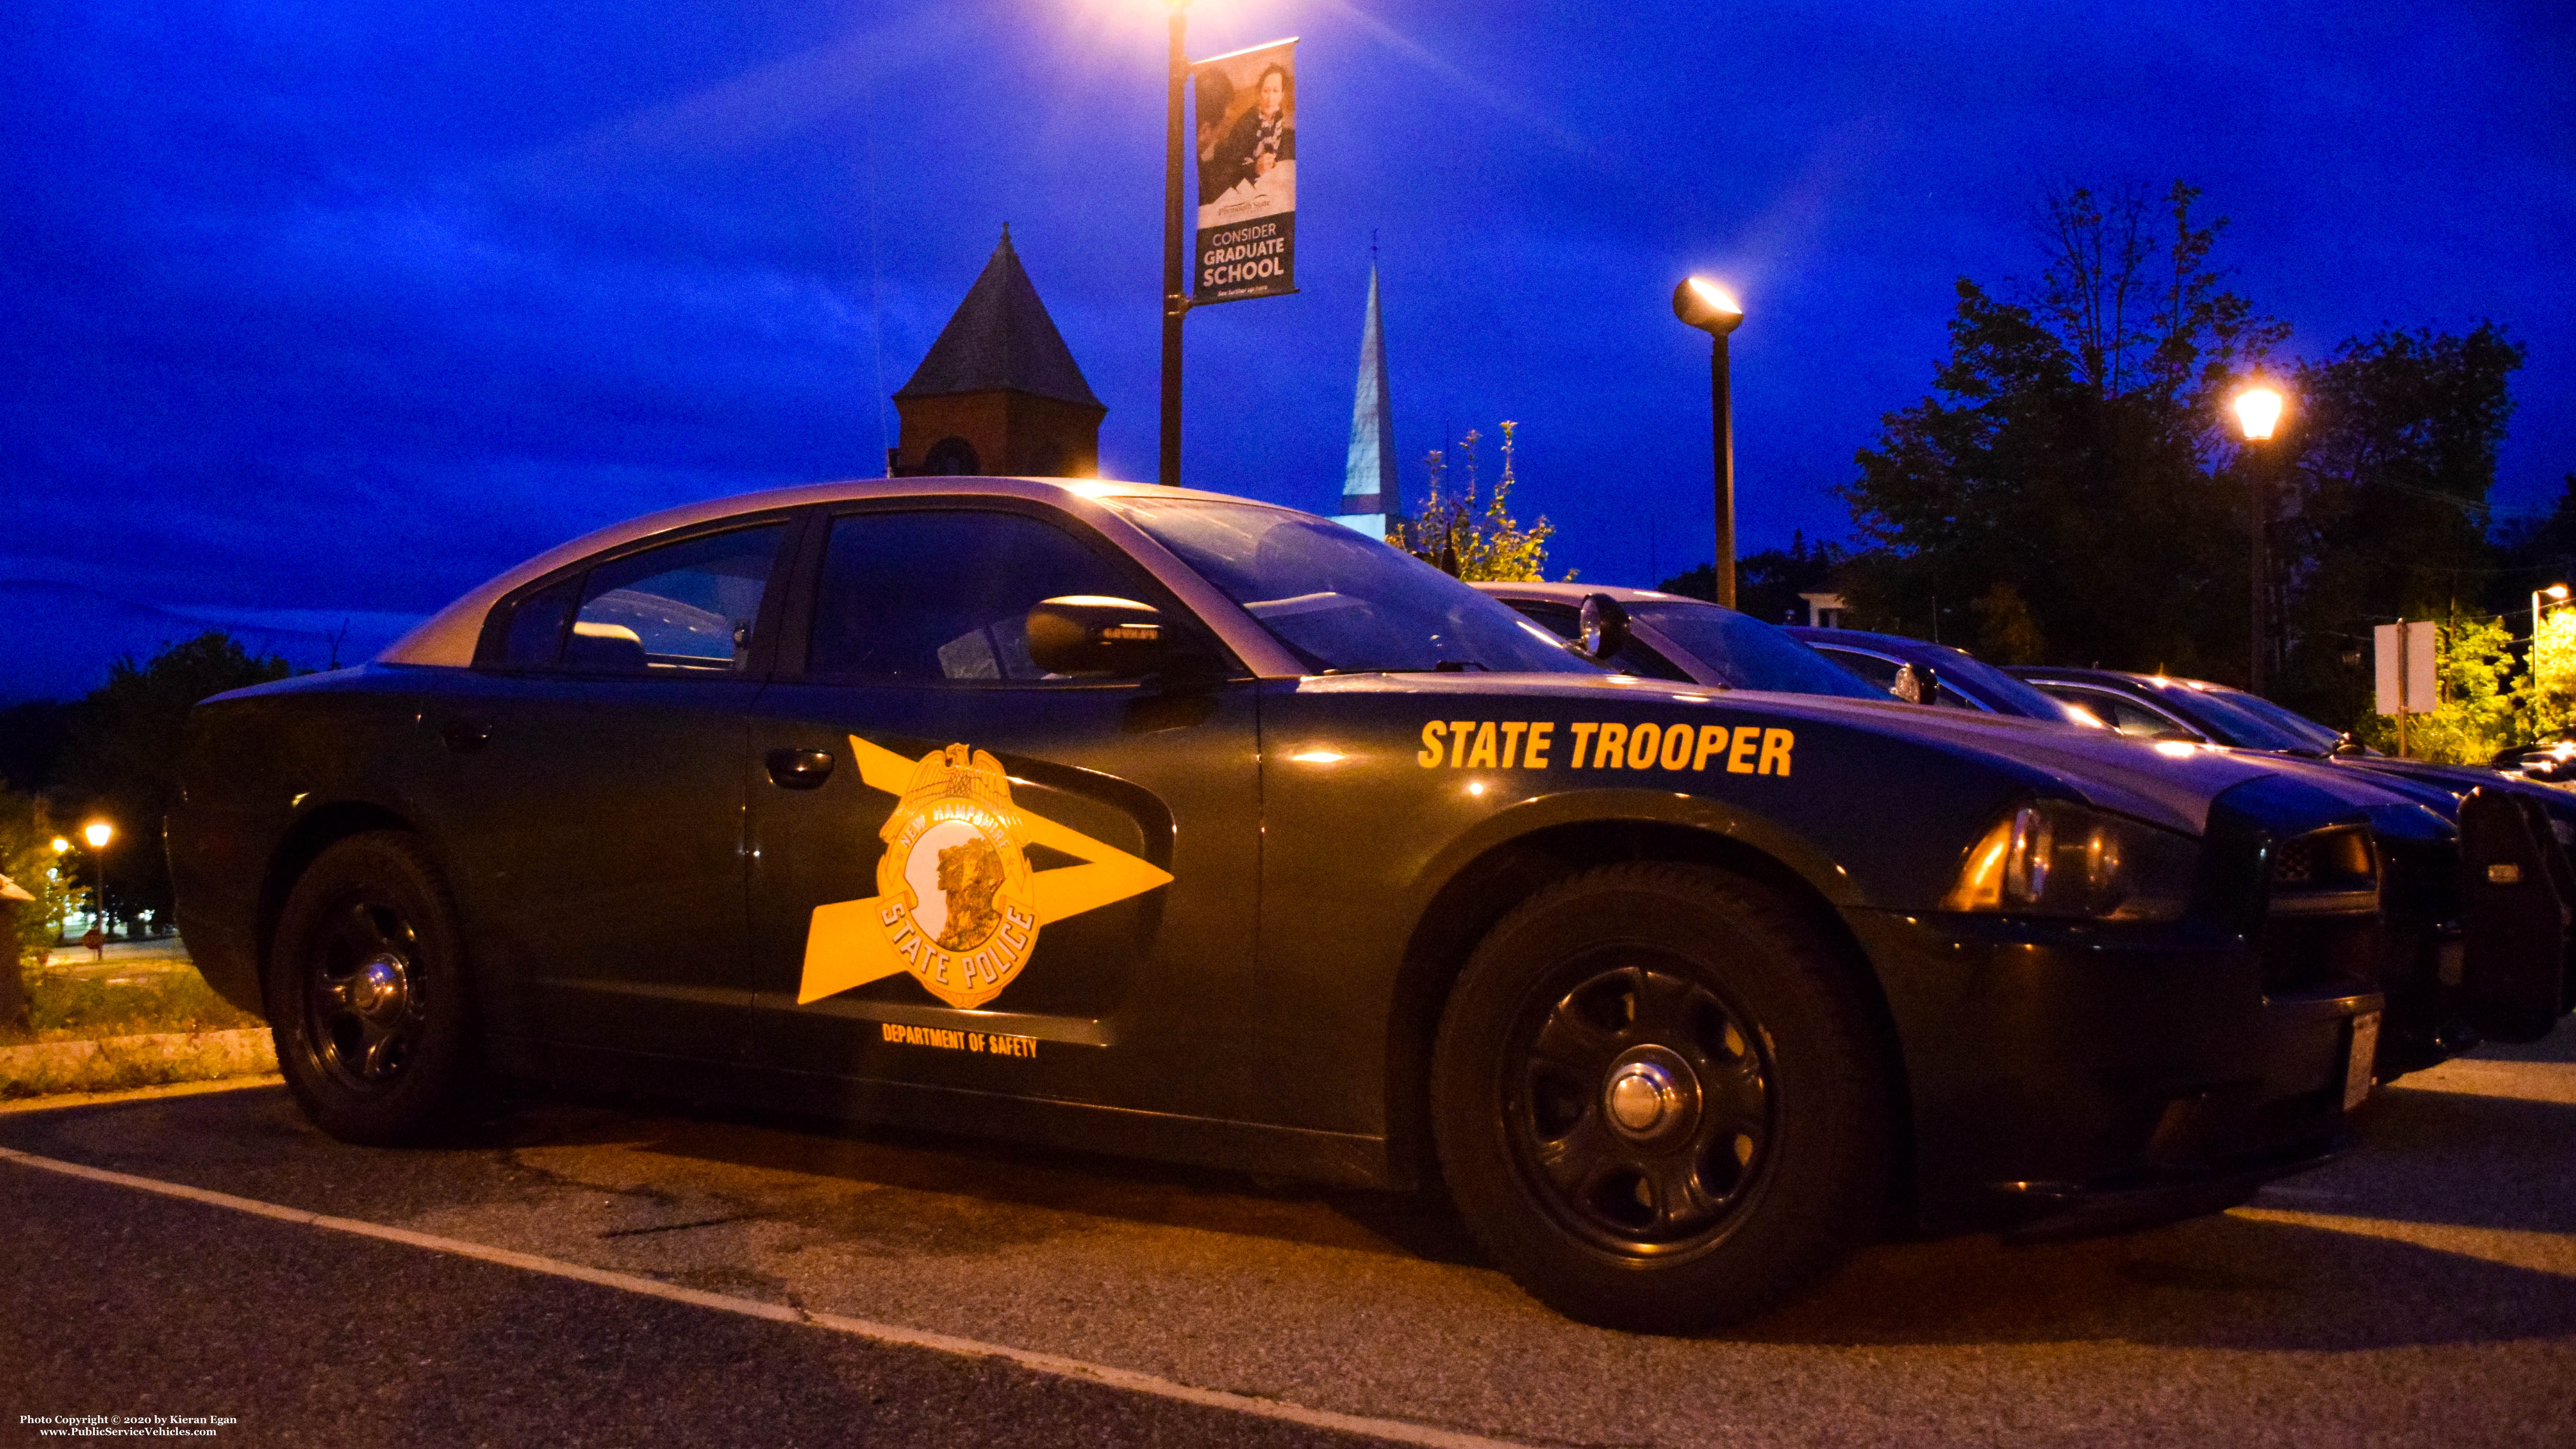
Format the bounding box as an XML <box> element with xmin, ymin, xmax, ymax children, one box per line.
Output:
<box><xmin>1893</xmin><ymin>662</ymin><xmax>1939</xmax><ymax>704</ymax></box>
<box><xmin>1578</xmin><ymin>593</ymin><xmax>1632</xmax><ymax>663</ymax></box>
<box><xmin>1026</xmin><ymin>596</ymin><xmax>1170</xmax><ymax>677</ymax></box>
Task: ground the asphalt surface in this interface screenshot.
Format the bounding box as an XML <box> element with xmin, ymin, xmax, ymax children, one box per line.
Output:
<box><xmin>3</xmin><ymin>1029</ymin><xmax>2572</xmax><ymax>1449</ymax></box>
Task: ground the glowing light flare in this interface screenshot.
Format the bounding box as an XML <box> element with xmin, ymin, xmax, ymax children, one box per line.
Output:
<box><xmin>51</xmin><ymin>837</ymin><xmax>71</xmax><ymax>853</ymax></box>
<box><xmin>1672</xmin><ymin>276</ymin><xmax>1746</xmax><ymax>335</ymax></box>
<box><xmin>1288</xmin><ymin>749</ymin><xmax>1347</xmax><ymax>765</ymax></box>
<box><xmin>2153</xmin><ymin>741</ymin><xmax>2199</xmax><ymax>758</ymax></box>
<box><xmin>2547</xmin><ymin>585</ymin><xmax>2570</xmax><ymax>601</ymax></box>
<box><xmin>2232</xmin><ymin>386</ymin><xmax>2284</xmax><ymax>441</ymax></box>
<box><xmin>1466</xmin><ymin>781</ymin><xmax>1487</xmax><ymax>797</ymax></box>
<box><xmin>83</xmin><ymin>822</ymin><xmax>114</xmax><ymax>849</ymax></box>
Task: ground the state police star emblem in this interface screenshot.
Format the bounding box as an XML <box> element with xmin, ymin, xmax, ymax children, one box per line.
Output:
<box><xmin>796</xmin><ymin>737</ymin><xmax>1174</xmax><ymax>1011</ymax></box>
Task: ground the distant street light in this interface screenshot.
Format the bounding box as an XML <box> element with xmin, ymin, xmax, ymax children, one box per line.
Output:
<box><xmin>1673</xmin><ymin>277</ymin><xmax>1745</xmax><ymax>609</ymax></box>
<box><xmin>2233</xmin><ymin>385</ymin><xmax>2286</xmax><ymax>695</ymax></box>
<box><xmin>51</xmin><ymin>837</ymin><xmax>71</xmax><ymax>855</ymax></box>
<box><xmin>82</xmin><ymin>820</ymin><xmax>115</xmax><ymax>936</ymax></box>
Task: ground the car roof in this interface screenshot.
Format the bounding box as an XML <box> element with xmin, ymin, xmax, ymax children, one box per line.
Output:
<box><xmin>379</xmin><ymin>476</ymin><xmax>1297</xmax><ymax>669</ymax></box>
<box><xmin>1785</xmin><ymin>626</ymin><xmax>1979</xmax><ymax>660</ymax></box>
<box><xmin>1470</xmin><ymin>580</ymin><xmax>1700</xmax><ymax>605</ymax></box>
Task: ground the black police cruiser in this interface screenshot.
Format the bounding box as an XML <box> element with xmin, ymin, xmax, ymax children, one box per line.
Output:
<box><xmin>166</xmin><ymin>478</ymin><xmax>2556</xmax><ymax>1333</ymax></box>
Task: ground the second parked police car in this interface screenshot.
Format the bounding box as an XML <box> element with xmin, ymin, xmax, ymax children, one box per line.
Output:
<box><xmin>165</xmin><ymin>477</ymin><xmax>2553</xmax><ymax>1333</ymax></box>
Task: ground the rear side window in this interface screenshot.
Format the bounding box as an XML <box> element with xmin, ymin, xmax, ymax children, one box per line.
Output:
<box><xmin>807</xmin><ymin>510</ymin><xmax>1166</xmax><ymax>683</ymax></box>
<box><xmin>498</xmin><ymin>580</ymin><xmax>579</xmax><ymax>667</ymax></box>
<box><xmin>489</xmin><ymin>524</ymin><xmax>787</xmax><ymax>675</ymax></box>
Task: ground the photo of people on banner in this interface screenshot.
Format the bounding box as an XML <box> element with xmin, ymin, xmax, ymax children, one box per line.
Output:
<box><xmin>1192</xmin><ymin>37</ymin><xmax>1297</xmax><ymax>304</ymax></box>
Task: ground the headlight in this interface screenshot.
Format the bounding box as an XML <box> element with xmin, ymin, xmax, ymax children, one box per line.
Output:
<box><xmin>1941</xmin><ymin>799</ymin><xmax>2197</xmax><ymax>921</ymax></box>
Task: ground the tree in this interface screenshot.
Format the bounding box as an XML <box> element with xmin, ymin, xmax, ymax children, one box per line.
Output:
<box><xmin>1660</xmin><ymin>531</ymin><xmax>1843</xmax><ymax>626</ymax></box>
<box><xmin>1</xmin><ymin>787</ymin><xmax>75</xmax><ymax>1033</ymax></box>
<box><xmin>1840</xmin><ymin>181</ymin><xmax>2285</xmax><ymax>675</ymax></box>
<box><xmin>1391</xmin><ymin>421</ymin><xmax>1561</xmax><ymax>582</ymax></box>
<box><xmin>2271</xmin><ymin>324</ymin><xmax>2526</xmax><ymax>726</ymax></box>
<box><xmin>56</xmin><ymin>633</ymin><xmax>293</xmax><ymax>932</ymax></box>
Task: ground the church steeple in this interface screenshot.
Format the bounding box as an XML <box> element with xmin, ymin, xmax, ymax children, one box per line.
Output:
<box><xmin>889</xmin><ymin>227</ymin><xmax>1107</xmax><ymax>477</ymax></box>
<box><xmin>1332</xmin><ymin>258</ymin><xmax>1395</xmax><ymax>536</ymax></box>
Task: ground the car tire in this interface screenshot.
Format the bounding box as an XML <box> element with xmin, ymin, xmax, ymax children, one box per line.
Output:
<box><xmin>266</xmin><ymin>831</ymin><xmax>483</xmax><ymax>1145</ymax></box>
<box><xmin>1431</xmin><ymin>861</ymin><xmax>1889</xmax><ymax>1333</ymax></box>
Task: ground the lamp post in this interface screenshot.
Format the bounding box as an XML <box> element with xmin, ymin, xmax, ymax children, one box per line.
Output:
<box><xmin>1159</xmin><ymin>0</ymin><xmax>1191</xmax><ymax>488</ymax></box>
<box><xmin>2535</xmin><ymin>583</ymin><xmax>2571</xmax><ymax>691</ymax></box>
<box><xmin>1673</xmin><ymin>277</ymin><xmax>1745</xmax><ymax>609</ymax></box>
<box><xmin>82</xmin><ymin>820</ymin><xmax>114</xmax><ymax>938</ymax></box>
<box><xmin>2232</xmin><ymin>385</ymin><xmax>2285</xmax><ymax>696</ymax></box>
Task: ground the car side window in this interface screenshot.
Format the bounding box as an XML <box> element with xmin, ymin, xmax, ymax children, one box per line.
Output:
<box><xmin>2055</xmin><ymin>687</ymin><xmax>2196</xmax><ymax>739</ymax></box>
<box><xmin>497</xmin><ymin>579</ymin><xmax>581</xmax><ymax>668</ymax></box>
<box><xmin>1497</xmin><ymin>598</ymin><xmax>1681</xmax><ymax>679</ymax></box>
<box><xmin>1817</xmin><ymin>647</ymin><xmax>1901</xmax><ymax>693</ymax></box>
<box><xmin>807</xmin><ymin>510</ymin><xmax>1170</xmax><ymax>683</ymax></box>
<box><xmin>1506</xmin><ymin>600</ymin><xmax>1582</xmax><ymax>639</ymax></box>
<box><xmin>489</xmin><ymin>524</ymin><xmax>788</xmax><ymax>674</ymax></box>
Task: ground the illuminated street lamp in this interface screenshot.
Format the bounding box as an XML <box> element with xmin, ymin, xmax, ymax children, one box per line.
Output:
<box><xmin>2535</xmin><ymin>583</ymin><xmax>2571</xmax><ymax>690</ymax></box>
<box><xmin>82</xmin><ymin>820</ymin><xmax>115</xmax><ymax>936</ymax></box>
<box><xmin>1673</xmin><ymin>277</ymin><xmax>1746</xmax><ymax>609</ymax></box>
<box><xmin>51</xmin><ymin>837</ymin><xmax>71</xmax><ymax>855</ymax></box>
<box><xmin>2233</xmin><ymin>384</ymin><xmax>2286</xmax><ymax>695</ymax></box>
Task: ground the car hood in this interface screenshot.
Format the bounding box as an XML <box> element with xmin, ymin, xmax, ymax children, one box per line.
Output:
<box><xmin>1308</xmin><ymin>673</ymin><xmax>2417</xmax><ymax>837</ymax></box>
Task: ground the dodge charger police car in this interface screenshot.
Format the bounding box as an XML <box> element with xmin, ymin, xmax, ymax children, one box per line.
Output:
<box><xmin>166</xmin><ymin>477</ymin><xmax>2560</xmax><ymax>1333</ymax></box>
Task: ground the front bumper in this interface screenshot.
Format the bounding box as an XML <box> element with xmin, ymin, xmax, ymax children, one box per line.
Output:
<box><xmin>1849</xmin><ymin>908</ymin><xmax>2375</xmax><ymax>1236</ymax></box>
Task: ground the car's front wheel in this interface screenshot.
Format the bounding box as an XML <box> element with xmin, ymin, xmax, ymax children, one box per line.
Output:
<box><xmin>266</xmin><ymin>831</ymin><xmax>482</xmax><ymax>1145</ymax></box>
<box><xmin>1431</xmin><ymin>862</ymin><xmax>1889</xmax><ymax>1333</ymax></box>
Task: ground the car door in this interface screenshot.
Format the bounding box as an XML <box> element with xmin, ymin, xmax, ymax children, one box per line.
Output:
<box><xmin>742</xmin><ymin>500</ymin><xmax>1268</xmax><ymax>1124</ymax></box>
<box><xmin>396</xmin><ymin>516</ymin><xmax>793</xmax><ymax>1065</ymax></box>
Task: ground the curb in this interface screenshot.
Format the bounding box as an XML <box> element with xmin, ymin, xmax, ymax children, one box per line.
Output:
<box><xmin>0</xmin><ymin>1028</ymin><xmax>278</xmax><ymax>1100</ymax></box>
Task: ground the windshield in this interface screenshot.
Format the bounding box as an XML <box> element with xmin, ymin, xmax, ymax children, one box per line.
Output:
<box><xmin>2144</xmin><ymin>681</ymin><xmax>2319</xmax><ymax>752</ymax></box>
<box><xmin>1109</xmin><ymin>498</ymin><xmax>1598</xmax><ymax>675</ymax></box>
<box><xmin>1930</xmin><ymin>650</ymin><xmax>2107</xmax><ymax>727</ymax></box>
<box><xmin>2203</xmin><ymin>686</ymin><xmax>2348</xmax><ymax>752</ymax></box>
<box><xmin>1629</xmin><ymin>603</ymin><xmax>1886</xmax><ymax>699</ymax></box>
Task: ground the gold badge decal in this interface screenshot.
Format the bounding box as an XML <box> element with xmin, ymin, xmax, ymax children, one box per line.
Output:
<box><xmin>797</xmin><ymin>736</ymin><xmax>1174</xmax><ymax>1010</ymax></box>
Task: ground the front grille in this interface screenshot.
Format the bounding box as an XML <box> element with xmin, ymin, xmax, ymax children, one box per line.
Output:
<box><xmin>2260</xmin><ymin>826</ymin><xmax>2382</xmax><ymax>998</ymax></box>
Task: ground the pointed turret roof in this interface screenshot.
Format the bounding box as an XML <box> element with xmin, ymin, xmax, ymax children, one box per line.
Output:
<box><xmin>1341</xmin><ymin>263</ymin><xmax>1396</xmax><ymax>507</ymax></box>
<box><xmin>895</xmin><ymin>227</ymin><xmax>1102</xmax><ymax>408</ymax></box>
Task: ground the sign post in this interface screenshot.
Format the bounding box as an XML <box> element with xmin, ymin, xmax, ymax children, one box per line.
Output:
<box><xmin>2374</xmin><ymin>619</ymin><xmax>2438</xmax><ymax>758</ymax></box>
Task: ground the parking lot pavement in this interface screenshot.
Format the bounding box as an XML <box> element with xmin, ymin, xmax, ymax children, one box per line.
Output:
<box><xmin>3</xmin><ymin>1030</ymin><xmax>2572</xmax><ymax>1449</ymax></box>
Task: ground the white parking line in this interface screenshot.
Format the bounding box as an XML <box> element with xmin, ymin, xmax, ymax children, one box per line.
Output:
<box><xmin>0</xmin><ymin>1146</ymin><xmax>1536</xmax><ymax>1449</ymax></box>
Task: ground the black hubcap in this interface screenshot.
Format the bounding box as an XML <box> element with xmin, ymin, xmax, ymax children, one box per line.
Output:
<box><xmin>1506</xmin><ymin>959</ymin><xmax>1773</xmax><ymax>1253</ymax></box>
<box><xmin>303</xmin><ymin>898</ymin><xmax>425</xmax><ymax>1092</ymax></box>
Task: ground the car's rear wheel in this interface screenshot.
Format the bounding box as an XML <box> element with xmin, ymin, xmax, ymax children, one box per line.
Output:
<box><xmin>1431</xmin><ymin>862</ymin><xmax>1889</xmax><ymax>1333</ymax></box>
<box><xmin>267</xmin><ymin>831</ymin><xmax>481</xmax><ymax>1145</ymax></box>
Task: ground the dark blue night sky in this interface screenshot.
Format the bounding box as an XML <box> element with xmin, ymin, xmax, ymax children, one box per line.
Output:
<box><xmin>7</xmin><ymin>1</ymin><xmax>2572</xmax><ymax>698</ymax></box>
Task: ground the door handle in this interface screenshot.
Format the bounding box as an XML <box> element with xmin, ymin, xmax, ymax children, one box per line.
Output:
<box><xmin>439</xmin><ymin>719</ymin><xmax>489</xmax><ymax>754</ymax></box>
<box><xmin>766</xmin><ymin>748</ymin><xmax>835</xmax><ymax>789</ymax></box>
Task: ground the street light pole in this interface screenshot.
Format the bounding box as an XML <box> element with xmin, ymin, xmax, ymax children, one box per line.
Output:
<box><xmin>82</xmin><ymin>820</ymin><xmax>115</xmax><ymax>939</ymax></box>
<box><xmin>2535</xmin><ymin>583</ymin><xmax>2570</xmax><ymax>687</ymax></box>
<box><xmin>2232</xmin><ymin>385</ymin><xmax>2285</xmax><ymax>696</ymax></box>
<box><xmin>1672</xmin><ymin>278</ymin><xmax>1744</xmax><ymax>609</ymax></box>
<box><xmin>1159</xmin><ymin>0</ymin><xmax>1190</xmax><ymax>488</ymax></box>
